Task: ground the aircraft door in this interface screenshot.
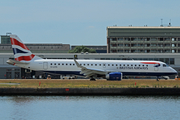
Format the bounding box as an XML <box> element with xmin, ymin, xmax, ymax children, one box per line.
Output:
<box><xmin>43</xmin><ymin>62</ymin><xmax>48</xmax><ymax>70</ymax></box>
<box><xmin>154</xmin><ymin>64</ymin><xmax>159</xmax><ymax>71</ymax></box>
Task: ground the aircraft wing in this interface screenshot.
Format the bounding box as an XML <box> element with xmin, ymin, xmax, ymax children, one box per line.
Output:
<box><xmin>74</xmin><ymin>59</ymin><xmax>107</xmax><ymax>78</ymax></box>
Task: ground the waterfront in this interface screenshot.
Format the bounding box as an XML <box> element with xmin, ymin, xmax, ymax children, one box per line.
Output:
<box><xmin>0</xmin><ymin>96</ymin><xmax>180</xmax><ymax>120</ymax></box>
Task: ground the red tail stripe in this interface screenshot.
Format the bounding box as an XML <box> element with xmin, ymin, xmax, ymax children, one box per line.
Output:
<box><xmin>15</xmin><ymin>54</ymin><xmax>35</xmax><ymax>61</ymax></box>
<box><xmin>10</xmin><ymin>38</ymin><xmax>29</xmax><ymax>50</ymax></box>
<box><xmin>141</xmin><ymin>62</ymin><xmax>160</xmax><ymax>64</ymax></box>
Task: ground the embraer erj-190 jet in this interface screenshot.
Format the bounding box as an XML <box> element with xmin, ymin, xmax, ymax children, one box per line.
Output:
<box><xmin>7</xmin><ymin>34</ymin><xmax>177</xmax><ymax>81</ymax></box>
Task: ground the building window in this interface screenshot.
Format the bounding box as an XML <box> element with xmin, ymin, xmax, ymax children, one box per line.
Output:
<box><xmin>170</xmin><ymin>58</ymin><xmax>174</xmax><ymax>64</ymax></box>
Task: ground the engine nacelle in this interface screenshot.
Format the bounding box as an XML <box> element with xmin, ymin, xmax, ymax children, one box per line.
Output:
<box><xmin>106</xmin><ymin>72</ymin><xmax>123</xmax><ymax>81</ymax></box>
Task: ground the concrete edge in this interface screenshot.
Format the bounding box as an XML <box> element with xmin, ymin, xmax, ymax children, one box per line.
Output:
<box><xmin>0</xmin><ymin>88</ymin><xmax>180</xmax><ymax>96</ymax></box>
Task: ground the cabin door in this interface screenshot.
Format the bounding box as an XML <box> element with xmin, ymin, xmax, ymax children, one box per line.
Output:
<box><xmin>154</xmin><ymin>66</ymin><xmax>159</xmax><ymax>71</ymax></box>
<box><xmin>43</xmin><ymin>62</ymin><xmax>48</xmax><ymax>70</ymax></box>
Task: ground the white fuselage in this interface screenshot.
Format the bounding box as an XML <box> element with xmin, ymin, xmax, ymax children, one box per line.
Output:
<box><xmin>16</xmin><ymin>59</ymin><xmax>177</xmax><ymax>77</ymax></box>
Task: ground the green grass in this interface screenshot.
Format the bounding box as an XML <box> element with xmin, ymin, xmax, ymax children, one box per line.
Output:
<box><xmin>0</xmin><ymin>79</ymin><xmax>179</xmax><ymax>88</ymax></box>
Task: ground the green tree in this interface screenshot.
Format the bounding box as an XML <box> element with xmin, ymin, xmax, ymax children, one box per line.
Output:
<box><xmin>69</xmin><ymin>46</ymin><xmax>96</xmax><ymax>53</ymax></box>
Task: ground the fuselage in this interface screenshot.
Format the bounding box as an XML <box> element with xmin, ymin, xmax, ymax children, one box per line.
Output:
<box><xmin>16</xmin><ymin>59</ymin><xmax>177</xmax><ymax>77</ymax></box>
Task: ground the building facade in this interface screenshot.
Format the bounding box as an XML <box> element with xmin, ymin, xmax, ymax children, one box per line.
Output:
<box><xmin>71</xmin><ymin>45</ymin><xmax>107</xmax><ymax>53</ymax></box>
<box><xmin>0</xmin><ymin>35</ymin><xmax>70</xmax><ymax>53</ymax></box>
<box><xmin>107</xmin><ymin>27</ymin><xmax>180</xmax><ymax>53</ymax></box>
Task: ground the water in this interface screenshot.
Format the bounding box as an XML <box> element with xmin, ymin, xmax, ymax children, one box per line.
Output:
<box><xmin>0</xmin><ymin>96</ymin><xmax>180</xmax><ymax>120</ymax></box>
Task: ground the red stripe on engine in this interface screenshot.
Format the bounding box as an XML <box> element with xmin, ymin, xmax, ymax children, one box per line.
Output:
<box><xmin>141</xmin><ymin>62</ymin><xmax>160</xmax><ymax>64</ymax></box>
<box><xmin>15</xmin><ymin>54</ymin><xmax>35</xmax><ymax>61</ymax></box>
<box><xmin>10</xmin><ymin>38</ymin><xmax>29</xmax><ymax>50</ymax></box>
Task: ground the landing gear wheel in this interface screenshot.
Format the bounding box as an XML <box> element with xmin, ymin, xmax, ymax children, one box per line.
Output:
<box><xmin>156</xmin><ymin>76</ymin><xmax>160</xmax><ymax>81</ymax></box>
<box><xmin>90</xmin><ymin>77</ymin><xmax>96</xmax><ymax>81</ymax></box>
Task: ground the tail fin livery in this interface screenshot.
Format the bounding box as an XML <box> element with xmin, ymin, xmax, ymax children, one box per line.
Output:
<box><xmin>10</xmin><ymin>34</ymin><xmax>40</xmax><ymax>61</ymax></box>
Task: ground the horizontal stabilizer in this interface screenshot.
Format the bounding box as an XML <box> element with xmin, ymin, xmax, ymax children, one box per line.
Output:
<box><xmin>6</xmin><ymin>59</ymin><xmax>29</xmax><ymax>65</ymax></box>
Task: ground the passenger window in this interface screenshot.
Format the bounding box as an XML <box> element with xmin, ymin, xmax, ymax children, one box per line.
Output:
<box><xmin>54</xmin><ymin>63</ymin><xmax>56</xmax><ymax>65</ymax></box>
<box><xmin>139</xmin><ymin>65</ymin><xmax>140</xmax><ymax>66</ymax></box>
<box><xmin>99</xmin><ymin>64</ymin><xmax>101</xmax><ymax>66</ymax></box>
<box><xmin>66</xmin><ymin>63</ymin><xmax>68</xmax><ymax>65</ymax></box>
<box><xmin>119</xmin><ymin>64</ymin><xmax>121</xmax><ymax>66</ymax></box>
<box><xmin>62</xmin><ymin>63</ymin><xmax>64</xmax><ymax>65</ymax></box>
<box><xmin>131</xmin><ymin>65</ymin><xmax>133</xmax><ymax>66</ymax></box>
<box><xmin>146</xmin><ymin>65</ymin><xmax>148</xmax><ymax>67</ymax></box>
<box><xmin>73</xmin><ymin>64</ymin><xmax>75</xmax><ymax>66</ymax></box>
<box><xmin>87</xmin><ymin>64</ymin><xmax>89</xmax><ymax>66</ymax></box>
<box><xmin>91</xmin><ymin>64</ymin><xmax>93</xmax><ymax>66</ymax></box>
<box><xmin>112</xmin><ymin>64</ymin><xmax>114</xmax><ymax>66</ymax></box>
<box><xmin>70</xmin><ymin>64</ymin><xmax>71</xmax><ymax>66</ymax></box>
<box><xmin>108</xmin><ymin>64</ymin><xmax>110</xmax><ymax>66</ymax></box>
<box><xmin>95</xmin><ymin>64</ymin><xmax>97</xmax><ymax>66</ymax></box>
<box><xmin>116</xmin><ymin>64</ymin><xmax>118</xmax><ymax>66</ymax></box>
<box><xmin>123</xmin><ymin>64</ymin><xmax>125</xmax><ymax>66</ymax></box>
<box><xmin>127</xmin><ymin>64</ymin><xmax>129</xmax><ymax>66</ymax></box>
<box><xmin>58</xmin><ymin>63</ymin><xmax>60</xmax><ymax>65</ymax></box>
<box><xmin>84</xmin><ymin>64</ymin><xmax>85</xmax><ymax>66</ymax></box>
<box><xmin>51</xmin><ymin>63</ymin><xmax>52</xmax><ymax>65</ymax></box>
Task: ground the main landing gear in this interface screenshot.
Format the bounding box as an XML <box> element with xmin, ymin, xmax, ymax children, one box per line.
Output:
<box><xmin>90</xmin><ymin>77</ymin><xmax>96</xmax><ymax>81</ymax></box>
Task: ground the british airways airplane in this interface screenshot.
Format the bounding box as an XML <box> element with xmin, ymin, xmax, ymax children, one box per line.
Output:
<box><xmin>7</xmin><ymin>34</ymin><xmax>177</xmax><ymax>81</ymax></box>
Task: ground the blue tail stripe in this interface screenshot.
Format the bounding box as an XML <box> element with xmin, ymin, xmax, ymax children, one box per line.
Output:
<box><xmin>13</xmin><ymin>48</ymin><xmax>28</xmax><ymax>54</ymax></box>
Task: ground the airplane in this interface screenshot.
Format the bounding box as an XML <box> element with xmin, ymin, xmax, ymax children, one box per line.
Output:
<box><xmin>7</xmin><ymin>34</ymin><xmax>177</xmax><ymax>81</ymax></box>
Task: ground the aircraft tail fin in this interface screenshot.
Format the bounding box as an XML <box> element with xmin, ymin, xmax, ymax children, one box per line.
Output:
<box><xmin>10</xmin><ymin>34</ymin><xmax>42</xmax><ymax>62</ymax></box>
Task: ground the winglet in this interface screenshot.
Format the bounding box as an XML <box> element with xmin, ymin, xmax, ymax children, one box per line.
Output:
<box><xmin>74</xmin><ymin>59</ymin><xmax>83</xmax><ymax>68</ymax></box>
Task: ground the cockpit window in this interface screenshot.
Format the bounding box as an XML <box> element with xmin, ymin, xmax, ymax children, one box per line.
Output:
<box><xmin>163</xmin><ymin>64</ymin><xmax>168</xmax><ymax>67</ymax></box>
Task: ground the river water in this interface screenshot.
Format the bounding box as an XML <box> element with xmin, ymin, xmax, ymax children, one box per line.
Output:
<box><xmin>0</xmin><ymin>96</ymin><xmax>180</xmax><ymax>120</ymax></box>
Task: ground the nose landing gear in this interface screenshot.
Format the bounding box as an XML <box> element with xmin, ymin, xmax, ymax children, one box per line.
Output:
<box><xmin>156</xmin><ymin>76</ymin><xmax>160</xmax><ymax>81</ymax></box>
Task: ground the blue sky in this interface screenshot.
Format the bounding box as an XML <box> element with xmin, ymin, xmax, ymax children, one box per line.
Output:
<box><xmin>0</xmin><ymin>0</ymin><xmax>180</xmax><ymax>45</ymax></box>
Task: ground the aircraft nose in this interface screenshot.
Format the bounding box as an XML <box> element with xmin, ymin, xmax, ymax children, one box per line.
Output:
<box><xmin>171</xmin><ymin>68</ymin><xmax>178</xmax><ymax>74</ymax></box>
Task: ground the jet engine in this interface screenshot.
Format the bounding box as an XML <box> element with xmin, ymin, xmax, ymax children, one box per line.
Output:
<box><xmin>106</xmin><ymin>72</ymin><xmax>122</xmax><ymax>81</ymax></box>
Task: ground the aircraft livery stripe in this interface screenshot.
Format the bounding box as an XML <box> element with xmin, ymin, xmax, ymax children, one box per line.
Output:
<box><xmin>13</xmin><ymin>48</ymin><xmax>28</xmax><ymax>54</ymax></box>
<box><xmin>15</xmin><ymin>54</ymin><xmax>35</xmax><ymax>61</ymax></box>
<box><xmin>10</xmin><ymin>38</ymin><xmax>29</xmax><ymax>50</ymax></box>
<box><xmin>141</xmin><ymin>62</ymin><xmax>160</xmax><ymax>64</ymax></box>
